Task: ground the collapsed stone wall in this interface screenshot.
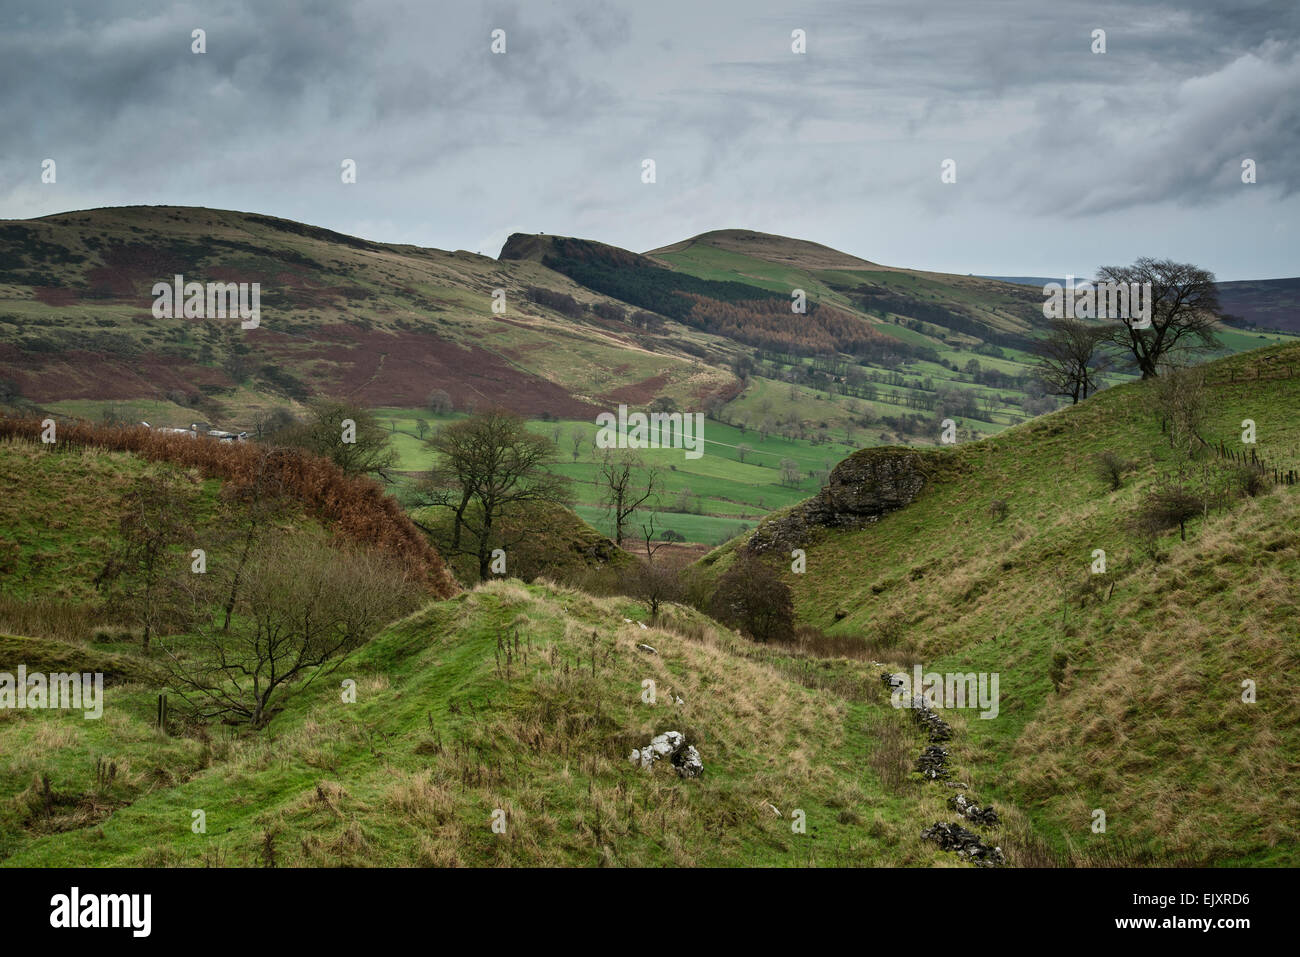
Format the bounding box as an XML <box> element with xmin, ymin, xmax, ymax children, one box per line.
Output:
<box><xmin>881</xmin><ymin>672</ymin><xmax>1004</xmax><ymax>867</ymax></box>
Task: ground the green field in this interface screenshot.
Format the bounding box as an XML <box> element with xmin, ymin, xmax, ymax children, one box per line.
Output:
<box><xmin>374</xmin><ymin>407</ymin><xmax>856</xmax><ymax>545</ymax></box>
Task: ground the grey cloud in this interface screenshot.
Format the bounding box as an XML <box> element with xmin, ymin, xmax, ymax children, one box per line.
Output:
<box><xmin>0</xmin><ymin>0</ymin><xmax>1296</xmax><ymax>279</ymax></box>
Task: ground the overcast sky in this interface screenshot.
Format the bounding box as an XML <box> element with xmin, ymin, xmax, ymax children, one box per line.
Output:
<box><xmin>2</xmin><ymin>0</ymin><xmax>1296</xmax><ymax>280</ymax></box>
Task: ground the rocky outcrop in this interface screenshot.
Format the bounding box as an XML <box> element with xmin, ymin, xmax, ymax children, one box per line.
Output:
<box><xmin>746</xmin><ymin>447</ymin><xmax>938</xmax><ymax>555</ymax></box>
<box><xmin>629</xmin><ymin>731</ymin><xmax>703</xmax><ymax>778</ymax></box>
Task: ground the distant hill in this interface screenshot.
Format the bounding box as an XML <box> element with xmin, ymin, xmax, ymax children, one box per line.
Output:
<box><xmin>2</xmin><ymin>206</ymin><xmax>1294</xmax><ymax>462</ymax></box>
<box><xmin>646</xmin><ymin>228</ymin><xmax>884</xmax><ymax>271</ymax></box>
<box><xmin>643</xmin><ymin>229</ymin><xmax>1051</xmax><ymax>353</ymax></box>
<box><xmin>0</xmin><ymin>207</ymin><xmax>736</xmax><ymax>424</ymax></box>
<box><xmin>981</xmin><ymin>274</ymin><xmax>1300</xmax><ymax>334</ymax></box>
<box><xmin>978</xmin><ymin>276</ymin><xmax>1066</xmax><ymax>286</ymax></box>
<box><xmin>1215</xmin><ymin>277</ymin><xmax>1300</xmax><ymax>333</ymax></box>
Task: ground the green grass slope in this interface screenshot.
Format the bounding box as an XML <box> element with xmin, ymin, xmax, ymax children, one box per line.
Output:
<box><xmin>2</xmin><ymin>579</ymin><xmax>1014</xmax><ymax>867</ymax></box>
<box><xmin>701</xmin><ymin>342</ymin><xmax>1300</xmax><ymax>865</ymax></box>
<box><xmin>0</xmin><ymin>435</ymin><xmax>1002</xmax><ymax>868</ymax></box>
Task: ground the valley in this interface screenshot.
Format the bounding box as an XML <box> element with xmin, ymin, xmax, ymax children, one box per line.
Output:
<box><xmin>1</xmin><ymin>206</ymin><xmax>1297</xmax><ymax>869</ymax></box>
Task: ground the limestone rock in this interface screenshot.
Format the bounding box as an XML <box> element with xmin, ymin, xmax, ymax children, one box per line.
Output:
<box><xmin>673</xmin><ymin>745</ymin><xmax>703</xmax><ymax>778</ymax></box>
<box><xmin>628</xmin><ymin>730</ymin><xmax>703</xmax><ymax>778</ymax></box>
<box><xmin>746</xmin><ymin>447</ymin><xmax>937</xmax><ymax>554</ymax></box>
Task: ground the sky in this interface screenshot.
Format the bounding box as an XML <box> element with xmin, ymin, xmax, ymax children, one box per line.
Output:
<box><xmin>1</xmin><ymin>0</ymin><xmax>1297</xmax><ymax>280</ymax></box>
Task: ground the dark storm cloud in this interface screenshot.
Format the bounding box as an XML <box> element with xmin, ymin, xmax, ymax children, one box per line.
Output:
<box><xmin>1</xmin><ymin>0</ymin><xmax>1295</xmax><ymax>278</ymax></box>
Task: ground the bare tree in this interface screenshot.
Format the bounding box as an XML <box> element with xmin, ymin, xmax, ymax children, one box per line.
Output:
<box><xmin>1153</xmin><ymin>363</ymin><xmax>1209</xmax><ymax>456</ymax></box>
<box><xmin>276</xmin><ymin>398</ymin><xmax>398</xmax><ymax>479</ymax></box>
<box><xmin>163</xmin><ymin>538</ymin><xmax>421</xmax><ymax>727</ymax></box>
<box><xmin>596</xmin><ymin>450</ymin><xmax>660</xmax><ymax>547</ymax></box>
<box><xmin>779</xmin><ymin>457</ymin><xmax>801</xmax><ymax>487</ymax></box>
<box><xmin>1034</xmin><ymin>317</ymin><xmax>1111</xmax><ymax>404</ymax></box>
<box><xmin>710</xmin><ymin>553</ymin><xmax>795</xmax><ymax>643</ymax></box>
<box><xmin>1094</xmin><ymin>450</ymin><xmax>1136</xmax><ymax>491</ymax></box>
<box><xmin>252</xmin><ymin>406</ymin><xmax>296</xmax><ymax>441</ymax></box>
<box><xmin>414</xmin><ymin>417</ymin><xmax>479</xmax><ymax>554</ymax></box>
<box><xmin>638</xmin><ymin>509</ymin><xmax>671</xmax><ymax>562</ymax></box>
<box><xmin>1097</xmin><ymin>258</ymin><xmax>1221</xmax><ymax>378</ymax></box>
<box><xmin>623</xmin><ymin>559</ymin><xmax>681</xmax><ymax>622</ymax></box>
<box><xmin>1132</xmin><ymin>472</ymin><xmax>1201</xmax><ymax>545</ymax></box>
<box><xmin>215</xmin><ymin>450</ymin><xmax>289</xmax><ymax>631</ymax></box>
<box><xmin>618</xmin><ymin>512</ymin><xmax>682</xmax><ymax>621</ymax></box>
<box><xmin>426</xmin><ymin>389</ymin><xmax>454</xmax><ymax>415</ymax></box>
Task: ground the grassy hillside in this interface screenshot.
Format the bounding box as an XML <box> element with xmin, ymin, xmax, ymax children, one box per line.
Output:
<box><xmin>5</xmin><ymin>208</ymin><xmax>1295</xmax><ymax>548</ymax></box>
<box><xmin>697</xmin><ymin>342</ymin><xmax>1300</xmax><ymax>865</ymax></box>
<box><xmin>0</xmin><ymin>439</ymin><xmax>222</xmax><ymax>604</ymax></box>
<box><xmin>3</xmin><ymin>574</ymin><xmax>1022</xmax><ymax>867</ymax></box>
<box><xmin>0</xmin><ymin>426</ymin><xmax>1088</xmax><ymax>868</ymax></box>
<box><xmin>0</xmin><ymin>206</ymin><xmax>734</xmax><ymax>423</ymax></box>
<box><xmin>2</xmin><ymin>346</ymin><xmax>1296</xmax><ymax>867</ymax></box>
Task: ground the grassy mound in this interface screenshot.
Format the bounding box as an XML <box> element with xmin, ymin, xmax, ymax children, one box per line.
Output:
<box><xmin>1</xmin><ymin>580</ymin><xmax>1015</xmax><ymax>867</ymax></box>
<box><xmin>0</xmin><ymin>634</ymin><xmax>159</xmax><ymax>686</ymax></box>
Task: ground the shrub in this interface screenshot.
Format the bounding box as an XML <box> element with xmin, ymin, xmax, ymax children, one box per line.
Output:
<box><xmin>1132</xmin><ymin>479</ymin><xmax>1201</xmax><ymax>542</ymax></box>
<box><xmin>163</xmin><ymin>537</ymin><xmax>423</xmax><ymax>727</ymax></box>
<box><xmin>91</xmin><ymin>624</ymin><xmax>142</xmax><ymax>643</ymax></box>
<box><xmin>1049</xmin><ymin>649</ymin><xmax>1069</xmax><ymax>692</ymax></box>
<box><xmin>618</xmin><ymin>558</ymin><xmax>683</xmax><ymax>620</ymax></box>
<box><xmin>274</xmin><ymin>398</ymin><xmax>398</xmax><ymax>479</ymax></box>
<box><xmin>1229</xmin><ymin>464</ymin><xmax>1272</xmax><ymax>498</ymax></box>
<box><xmin>525</xmin><ymin>286</ymin><xmax>584</xmax><ymax>318</ymax></box>
<box><xmin>590</xmin><ymin>301</ymin><xmax>626</xmax><ymax>322</ymax></box>
<box><xmin>0</xmin><ymin>595</ymin><xmax>101</xmax><ymax>645</ymax></box>
<box><xmin>1095</xmin><ymin>450</ymin><xmax>1135</xmax><ymax>491</ymax></box>
<box><xmin>426</xmin><ymin>389</ymin><xmax>453</xmax><ymax>415</ymax></box>
<box><xmin>709</xmin><ymin>553</ymin><xmax>794</xmax><ymax>643</ymax></box>
<box><xmin>872</xmin><ymin>610</ymin><xmax>907</xmax><ymax>651</ymax></box>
